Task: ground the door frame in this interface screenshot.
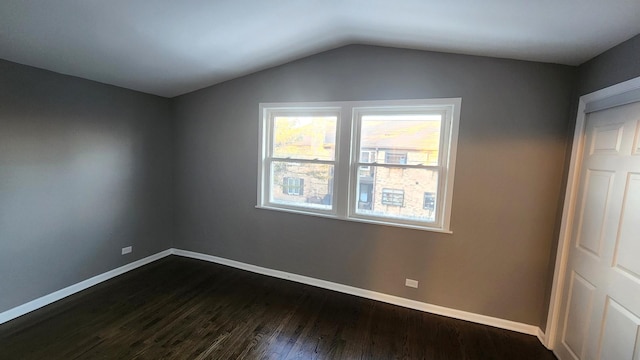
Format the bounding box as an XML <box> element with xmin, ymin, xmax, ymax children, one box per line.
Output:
<box><xmin>545</xmin><ymin>75</ymin><xmax>640</xmax><ymax>351</ymax></box>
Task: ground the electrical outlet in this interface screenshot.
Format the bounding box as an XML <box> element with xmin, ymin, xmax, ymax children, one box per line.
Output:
<box><xmin>121</xmin><ymin>246</ymin><xmax>132</xmax><ymax>255</ymax></box>
<box><xmin>405</xmin><ymin>278</ymin><xmax>419</xmax><ymax>288</ymax></box>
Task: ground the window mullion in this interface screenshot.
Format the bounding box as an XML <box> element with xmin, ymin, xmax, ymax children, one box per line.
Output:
<box><xmin>333</xmin><ymin>105</ymin><xmax>353</xmax><ymax>218</ymax></box>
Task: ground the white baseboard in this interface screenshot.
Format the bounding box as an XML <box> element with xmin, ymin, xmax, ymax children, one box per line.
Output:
<box><xmin>172</xmin><ymin>248</ymin><xmax>543</xmax><ymax>338</ymax></box>
<box><xmin>1</xmin><ymin>247</ymin><xmax>546</xmax><ymax>346</ymax></box>
<box><xmin>537</xmin><ymin>328</ymin><xmax>549</xmax><ymax>349</ymax></box>
<box><xmin>0</xmin><ymin>249</ymin><xmax>173</xmax><ymax>325</ymax></box>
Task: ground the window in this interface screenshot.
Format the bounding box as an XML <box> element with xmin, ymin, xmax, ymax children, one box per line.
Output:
<box><xmin>283</xmin><ymin>177</ymin><xmax>304</xmax><ymax>195</ymax></box>
<box><xmin>359</xmin><ymin>150</ymin><xmax>375</xmax><ymax>170</ymax></box>
<box><xmin>423</xmin><ymin>192</ymin><xmax>436</xmax><ymax>213</ymax></box>
<box><xmin>259</xmin><ymin>109</ymin><xmax>338</xmax><ymax>211</ymax></box>
<box><xmin>359</xmin><ymin>150</ymin><xmax>375</xmax><ymax>177</ymax></box>
<box><xmin>381</xmin><ymin>189</ymin><xmax>404</xmax><ymax>206</ymax></box>
<box><xmin>258</xmin><ymin>98</ymin><xmax>461</xmax><ymax>232</ymax></box>
<box><xmin>385</xmin><ymin>152</ymin><xmax>407</xmax><ymax>164</ymax></box>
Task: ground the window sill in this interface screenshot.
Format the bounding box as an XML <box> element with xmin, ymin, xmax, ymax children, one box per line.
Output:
<box><xmin>255</xmin><ymin>205</ymin><xmax>453</xmax><ymax>234</ymax></box>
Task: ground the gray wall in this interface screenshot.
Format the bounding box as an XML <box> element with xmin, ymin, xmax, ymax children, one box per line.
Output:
<box><xmin>2</xmin><ymin>33</ymin><xmax>637</xmax><ymax>330</ymax></box>
<box><xmin>577</xmin><ymin>34</ymin><xmax>640</xmax><ymax>96</ymax></box>
<box><xmin>0</xmin><ymin>59</ymin><xmax>174</xmax><ymax>313</ymax></box>
<box><xmin>537</xmin><ymin>33</ymin><xmax>640</xmax><ymax>328</ymax></box>
<box><xmin>173</xmin><ymin>45</ymin><xmax>576</xmax><ymax>326</ymax></box>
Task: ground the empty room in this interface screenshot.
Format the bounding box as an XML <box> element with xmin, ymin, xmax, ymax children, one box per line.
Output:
<box><xmin>1</xmin><ymin>1</ymin><xmax>640</xmax><ymax>359</ymax></box>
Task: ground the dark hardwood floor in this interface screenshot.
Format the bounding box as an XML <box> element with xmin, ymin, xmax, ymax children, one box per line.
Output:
<box><xmin>0</xmin><ymin>256</ymin><xmax>556</xmax><ymax>359</ymax></box>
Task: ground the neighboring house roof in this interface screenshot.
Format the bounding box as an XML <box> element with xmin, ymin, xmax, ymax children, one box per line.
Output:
<box><xmin>284</xmin><ymin>118</ymin><xmax>441</xmax><ymax>153</ymax></box>
<box><xmin>359</xmin><ymin>120</ymin><xmax>440</xmax><ymax>151</ymax></box>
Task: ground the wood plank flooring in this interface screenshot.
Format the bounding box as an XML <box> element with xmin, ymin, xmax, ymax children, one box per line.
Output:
<box><xmin>0</xmin><ymin>256</ymin><xmax>556</xmax><ymax>359</ymax></box>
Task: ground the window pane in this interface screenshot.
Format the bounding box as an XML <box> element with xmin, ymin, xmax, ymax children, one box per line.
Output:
<box><xmin>355</xmin><ymin>166</ymin><xmax>439</xmax><ymax>222</ymax></box>
<box><xmin>360</xmin><ymin>114</ymin><xmax>441</xmax><ymax>166</ymax></box>
<box><xmin>273</xmin><ymin>116</ymin><xmax>337</xmax><ymax>160</ymax></box>
<box><xmin>270</xmin><ymin>161</ymin><xmax>334</xmax><ymax>210</ymax></box>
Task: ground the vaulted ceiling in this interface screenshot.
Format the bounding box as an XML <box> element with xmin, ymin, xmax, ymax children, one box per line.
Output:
<box><xmin>1</xmin><ymin>0</ymin><xmax>639</xmax><ymax>97</ymax></box>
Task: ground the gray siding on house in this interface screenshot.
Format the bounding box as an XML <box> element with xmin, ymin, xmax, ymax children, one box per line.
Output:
<box><xmin>0</xmin><ymin>59</ymin><xmax>174</xmax><ymax>313</ymax></box>
<box><xmin>172</xmin><ymin>45</ymin><xmax>576</xmax><ymax>326</ymax></box>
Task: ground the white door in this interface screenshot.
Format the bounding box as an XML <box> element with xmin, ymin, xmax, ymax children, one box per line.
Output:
<box><xmin>556</xmin><ymin>101</ymin><xmax>640</xmax><ymax>360</ymax></box>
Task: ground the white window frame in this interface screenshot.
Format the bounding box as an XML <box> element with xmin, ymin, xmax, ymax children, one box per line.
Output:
<box><xmin>258</xmin><ymin>107</ymin><xmax>341</xmax><ymax>216</ymax></box>
<box><xmin>257</xmin><ymin>98</ymin><xmax>461</xmax><ymax>233</ymax></box>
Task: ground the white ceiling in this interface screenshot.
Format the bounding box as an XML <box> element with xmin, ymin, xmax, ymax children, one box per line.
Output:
<box><xmin>1</xmin><ymin>0</ymin><xmax>639</xmax><ymax>98</ymax></box>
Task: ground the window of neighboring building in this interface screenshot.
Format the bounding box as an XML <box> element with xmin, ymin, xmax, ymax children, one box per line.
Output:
<box><xmin>258</xmin><ymin>98</ymin><xmax>461</xmax><ymax>233</ymax></box>
<box><xmin>423</xmin><ymin>192</ymin><xmax>436</xmax><ymax>212</ymax></box>
<box><xmin>384</xmin><ymin>152</ymin><xmax>407</xmax><ymax>164</ymax></box>
<box><xmin>360</xmin><ymin>150</ymin><xmax>375</xmax><ymax>169</ymax></box>
<box><xmin>283</xmin><ymin>177</ymin><xmax>304</xmax><ymax>195</ymax></box>
<box><xmin>381</xmin><ymin>189</ymin><xmax>404</xmax><ymax>206</ymax></box>
<box><xmin>358</xmin><ymin>150</ymin><xmax>375</xmax><ymax>178</ymax></box>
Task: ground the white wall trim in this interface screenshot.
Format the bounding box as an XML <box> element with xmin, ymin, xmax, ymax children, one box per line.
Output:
<box><xmin>0</xmin><ymin>249</ymin><xmax>173</xmax><ymax>325</ymax></box>
<box><xmin>537</xmin><ymin>328</ymin><xmax>549</xmax><ymax>349</ymax></box>
<box><xmin>544</xmin><ymin>75</ymin><xmax>640</xmax><ymax>350</ymax></box>
<box><xmin>1</xmin><ymin>247</ymin><xmax>546</xmax><ymax>344</ymax></box>
<box><xmin>172</xmin><ymin>248</ymin><xmax>542</xmax><ymax>338</ymax></box>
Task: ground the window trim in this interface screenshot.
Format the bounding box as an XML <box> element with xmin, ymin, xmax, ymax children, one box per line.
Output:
<box><xmin>257</xmin><ymin>98</ymin><xmax>461</xmax><ymax>233</ymax></box>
